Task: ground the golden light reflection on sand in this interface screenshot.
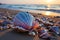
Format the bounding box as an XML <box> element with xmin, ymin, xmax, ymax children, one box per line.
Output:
<box><xmin>45</xmin><ymin>11</ymin><xmax>51</xmax><ymax>15</ymax></box>
<box><xmin>42</xmin><ymin>11</ymin><xmax>60</xmax><ymax>16</ymax></box>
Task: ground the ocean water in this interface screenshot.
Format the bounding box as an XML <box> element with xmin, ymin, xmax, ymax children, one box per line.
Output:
<box><xmin>0</xmin><ymin>4</ymin><xmax>60</xmax><ymax>14</ymax></box>
<box><xmin>0</xmin><ymin>4</ymin><xmax>48</xmax><ymax>10</ymax></box>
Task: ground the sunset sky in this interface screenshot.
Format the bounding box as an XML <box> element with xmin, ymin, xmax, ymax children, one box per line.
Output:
<box><xmin>0</xmin><ymin>0</ymin><xmax>60</xmax><ymax>4</ymax></box>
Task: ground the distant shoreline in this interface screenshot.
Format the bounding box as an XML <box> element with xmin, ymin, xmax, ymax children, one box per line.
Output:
<box><xmin>0</xmin><ymin>8</ymin><xmax>60</xmax><ymax>16</ymax></box>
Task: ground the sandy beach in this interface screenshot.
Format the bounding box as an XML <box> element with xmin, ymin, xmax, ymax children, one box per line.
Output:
<box><xmin>0</xmin><ymin>8</ymin><xmax>20</xmax><ymax>15</ymax></box>
<box><xmin>0</xmin><ymin>8</ymin><xmax>60</xmax><ymax>40</ymax></box>
<box><xmin>0</xmin><ymin>8</ymin><xmax>60</xmax><ymax>23</ymax></box>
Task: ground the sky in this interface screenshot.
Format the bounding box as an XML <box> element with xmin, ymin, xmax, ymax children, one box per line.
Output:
<box><xmin>0</xmin><ymin>0</ymin><xmax>60</xmax><ymax>4</ymax></box>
